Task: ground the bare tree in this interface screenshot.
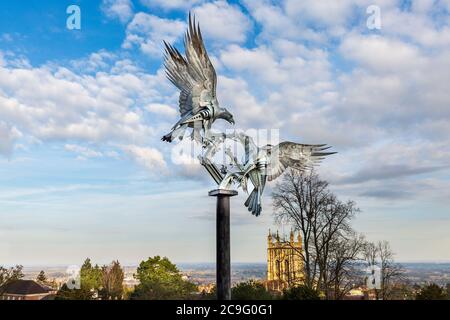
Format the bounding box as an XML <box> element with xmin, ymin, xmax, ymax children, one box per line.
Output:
<box><xmin>364</xmin><ymin>240</ymin><xmax>404</xmax><ymax>300</ymax></box>
<box><xmin>363</xmin><ymin>241</ymin><xmax>380</xmax><ymax>299</ymax></box>
<box><xmin>378</xmin><ymin>241</ymin><xmax>404</xmax><ymax>299</ymax></box>
<box><xmin>272</xmin><ymin>170</ymin><xmax>328</xmax><ymax>288</ymax></box>
<box><xmin>272</xmin><ymin>169</ymin><xmax>363</xmax><ymax>297</ymax></box>
<box><xmin>326</xmin><ymin>233</ymin><xmax>366</xmax><ymax>299</ymax></box>
<box><xmin>100</xmin><ymin>261</ymin><xmax>125</xmax><ymax>300</ymax></box>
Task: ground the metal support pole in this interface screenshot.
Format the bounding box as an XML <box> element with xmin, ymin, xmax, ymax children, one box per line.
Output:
<box><xmin>209</xmin><ymin>189</ymin><xmax>238</xmax><ymax>300</ymax></box>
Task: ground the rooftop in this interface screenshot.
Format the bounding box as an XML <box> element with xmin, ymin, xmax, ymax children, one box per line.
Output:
<box><xmin>1</xmin><ymin>280</ymin><xmax>51</xmax><ymax>295</ymax></box>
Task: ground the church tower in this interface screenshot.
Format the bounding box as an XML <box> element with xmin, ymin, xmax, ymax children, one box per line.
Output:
<box><xmin>266</xmin><ymin>229</ymin><xmax>305</xmax><ymax>292</ymax></box>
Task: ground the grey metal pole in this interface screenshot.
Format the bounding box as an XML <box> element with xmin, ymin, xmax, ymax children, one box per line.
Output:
<box><xmin>209</xmin><ymin>189</ymin><xmax>238</xmax><ymax>300</ymax></box>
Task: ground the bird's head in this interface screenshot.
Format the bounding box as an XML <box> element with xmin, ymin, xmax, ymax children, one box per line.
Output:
<box><xmin>219</xmin><ymin>108</ymin><xmax>235</xmax><ymax>125</ymax></box>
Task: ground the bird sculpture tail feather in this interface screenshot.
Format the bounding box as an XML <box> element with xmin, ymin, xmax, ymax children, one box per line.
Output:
<box><xmin>245</xmin><ymin>189</ymin><xmax>262</xmax><ymax>216</ymax></box>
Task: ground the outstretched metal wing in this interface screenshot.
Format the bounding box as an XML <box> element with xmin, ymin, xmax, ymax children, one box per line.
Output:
<box><xmin>267</xmin><ymin>142</ymin><xmax>336</xmax><ymax>181</ymax></box>
<box><xmin>184</xmin><ymin>13</ymin><xmax>217</xmax><ymax>101</ymax></box>
<box><xmin>163</xmin><ymin>14</ymin><xmax>217</xmax><ymax>118</ymax></box>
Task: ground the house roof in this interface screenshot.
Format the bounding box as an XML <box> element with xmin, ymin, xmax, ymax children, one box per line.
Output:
<box><xmin>1</xmin><ymin>280</ymin><xmax>51</xmax><ymax>295</ymax></box>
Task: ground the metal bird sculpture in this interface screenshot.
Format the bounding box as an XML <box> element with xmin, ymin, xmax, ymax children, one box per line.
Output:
<box><xmin>161</xmin><ymin>15</ymin><xmax>337</xmax><ymax>219</ymax></box>
<box><xmin>237</xmin><ymin>140</ymin><xmax>336</xmax><ymax>216</ymax></box>
<box><xmin>162</xmin><ymin>14</ymin><xmax>234</xmax><ymax>144</ymax></box>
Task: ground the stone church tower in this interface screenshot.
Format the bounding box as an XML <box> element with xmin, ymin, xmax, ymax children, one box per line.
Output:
<box><xmin>266</xmin><ymin>230</ymin><xmax>305</xmax><ymax>292</ymax></box>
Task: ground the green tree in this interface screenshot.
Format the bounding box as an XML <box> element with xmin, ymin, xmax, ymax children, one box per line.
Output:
<box><xmin>80</xmin><ymin>258</ymin><xmax>102</xmax><ymax>292</ymax></box>
<box><xmin>388</xmin><ymin>283</ymin><xmax>415</xmax><ymax>300</ymax></box>
<box><xmin>416</xmin><ymin>284</ymin><xmax>447</xmax><ymax>300</ymax></box>
<box><xmin>282</xmin><ymin>285</ymin><xmax>321</xmax><ymax>300</ymax></box>
<box><xmin>0</xmin><ymin>265</ymin><xmax>24</xmax><ymax>294</ymax></box>
<box><xmin>55</xmin><ymin>258</ymin><xmax>103</xmax><ymax>300</ymax></box>
<box><xmin>99</xmin><ymin>260</ymin><xmax>124</xmax><ymax>300</ymax></box>
<box><xmin>55</xmin><ymin>283</ymin><xmax>95</xmax><ymax>300</ymax></box>
<box><xmin>36</xmin><ymin>270</ymin><xmax>47</xmax><ymax>283</ymax></box>
<box><xmin>130</xmin><ymin>256</ymin><xmax>197</xmax><ymax>300</ymax></box>
<box><xmin>231</xmin><ymin>280</ymin><xmax>273</xmax><ymax>300</ymax></box>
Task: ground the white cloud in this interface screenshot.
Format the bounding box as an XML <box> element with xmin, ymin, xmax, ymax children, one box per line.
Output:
<box><xmin>122</xmin><ymin>145</ymin><xmax>167</xmax><ymax>172</ymax></box>
<box><xmin>381</xmin><ymin>6</ymin><xmax>450</xmax><ymax>48</ymax></box>
<box><xmin>64</xmin><ymin>144</ymin><xmax>104</xmax><ymax>159</ymax></box>
<box><xmin>0</xmin><ymin>51</ymin><xmax>177</xmax><ymax>173</ymax></box>
<box><xmin>340</xmin><ymin>34</ymin><xmax>424</xmax><ymax>73</ymax></box>
<box><xmin>146</xmin><ymin>103</ymin><xmax>178</xmax><ymax>117</ymax></box>
<box><xmin>217</xmin><ymin>40</ymin><xmax>333</xmax><ymax>132</ymax></box>
<box><xmin>1</xmin><ymin>1</ymin><xmax>449</xmax><ymax>197</ymax></box>
<box><xmin>411</xmin><ymin>0</ymin><xmax>435</xmax><ymax>13</ymax></box>
<box><xmin>217</xmin><ymin>76</ymin><xmax>268</xmax><ymax>128</ymax></box>
<box><xmin>336</xmin><ymin>34</ymin><xmax>450</xmax><ymax>130</ymax></box>
<box><xmin>0</xmin><ymin>122</ymin><xmax>21</xmax><ymax>156</ymax></box>
<box><xmin>220</xmin><ymin>45</ymin><xmax>284</xmax><ymax>83</ymax></box>
<box><xmin>211</xmin><ymin>2</ymin><xmax>450</xmax><ymax>213</ymax></box>
<box><xmin>122</xmin><ymin>13</ymin><xmax>186</xmax><ymax>56</ymax></box>
<box><xmin>0</xmin><ymin>64</ymin><xmax>156</xmax><ymax>143</ymax></box>
<box><xmin>70</xmin><ymin>50</ymin><xmax>116</xmax><ymax>73</ymax></box>
<box><xmin>283</xmin><ymin>0</ymin><xmax>401</xmax><ymax>29</ymax></box>
<box><xmin>101</xmin><ymin>0</ymin><xmax>134</xmax><ymax>23</ymax></box>
<box><xmin>140</xmin><ymin>0</ymin><xmax>203</xmax><ymax>10</ymax></box>
<box><xmin>284</xmin><ymin>0</ymin><xmax>356</xmax><ymax>27</ymax></box>
<box><xmin>242</xmin><ymin>0</ymin><xmax>325</xmax><ymax>43</ymax></box>
<box><xmin>192</xmin><ymin>1</ymin><xmax>252</xmax><ymax>43</ymax></box>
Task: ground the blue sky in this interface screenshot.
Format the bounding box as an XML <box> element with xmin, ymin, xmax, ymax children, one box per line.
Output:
<box><xmin>1</xmin><ymin>0</ymin><xmax>450</xmax><ymax>266</ymax></box>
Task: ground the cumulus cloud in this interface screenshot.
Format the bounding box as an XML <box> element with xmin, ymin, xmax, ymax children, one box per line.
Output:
<box><xmin>2</xmin><ymin>0</ymin><xmax>450</xmax><ymax>199</ymax></box>
<box><xmin>0</xmin><ymin>122</ymin><xmax>21</xmax><ymax>156</ymax></box>
<box><xmin>340</xmin><ymin>33</ymin><xmax>424</xmax><ymax>73</ymax></box>
<box><xmin>122</xmin><ymin>145</ymin><xmax>167</xmax><ymax>172</ymax></box>
<box><xmin>220</xmin><ymin>45</ymin><xmax>285</xmax><ymax>84</ymax></box>
<box><xmin>140</xmin><ymin>0</ymin><xmax>203</xmax><ymax>10</ymax></box>
<box><xmin>335</xmin><ymin>33</ymin><xmax>450</xmax><ymax>135</ymax></box>
<box><xmin>0</xmin><ymin>63</ymin><xmax>156</xmax><ymax>143</ymax></box>
<box><xmin>146</xmin><ymin>103</ymin><xmax>178</xmax><ymax>118</ymax></box>
<box><xmin>217</xmin><ymin>39</ymin><xmax>333</xmax><ymax>132</ymax></box>
<box><xmin>122</xmin><ymin>13</ymin><xmax>186</xmax><ymax>56</ymax></box>
<box><xmin>381</xmin><ymin>3</ymin><xmax>450</xmax><ymax>48</ymax></box>
<box><xmin>70</xmin><ymin>50</ymin><xmax>117</xmax><ymax>73</ymax></box>
<box><xmin>217</xmin><ymin>76</ymin><xmax>269</xmax><ymax>128</ymax></box>
<box><xmin>101</xmin><ymin>0</ymin><xmax>134</xmax><ymax>23</ymax></box>
<box><xmin>284</xmin><ymin>0</ymin><xmax>357</xmax><ymax>27</ymax></box>
<box><xmin>64</xmin><ymin>144</ymin><xmax>104</xmax><ymax>159</ymax></box>
<box><xmin>242</xmin><ymin>0</ymin><xmax>326</xmax><ymax>43</ymax></box>
<box><xmin>209</xmin><ymin>1</ymin><xmax>450</xmax><ymax>207</ymax></box>
<box><xmin>0</xmin><ymin>50</ymin><xmax>176</xmax><ymax>173</ymax></box>
<box><xmin>192</xmin><ymin>1</ymin><xmax>252</xmax><ymax>43</ymax></box>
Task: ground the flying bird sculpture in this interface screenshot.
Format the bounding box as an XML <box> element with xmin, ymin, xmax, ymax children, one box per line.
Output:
<box><xmin>219</xmin><ymin>133</ymin><xmax>336</xmax><ymax>216</ymax></box>
<box><xmin>162</xmin><ymin>14</ymin><xmax>234</xmax><ymax>144</ymax></box>
<box><xmin>243</xmin><ymin>142</ymin><xmax>335</xmax><ymax>216</ymax></box>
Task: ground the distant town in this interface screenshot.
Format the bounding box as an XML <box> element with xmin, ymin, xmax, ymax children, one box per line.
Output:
<box><xmin>17</xmin><ymin>261</ymin><xmax>450</xmax><ymax>289</ymax></box>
